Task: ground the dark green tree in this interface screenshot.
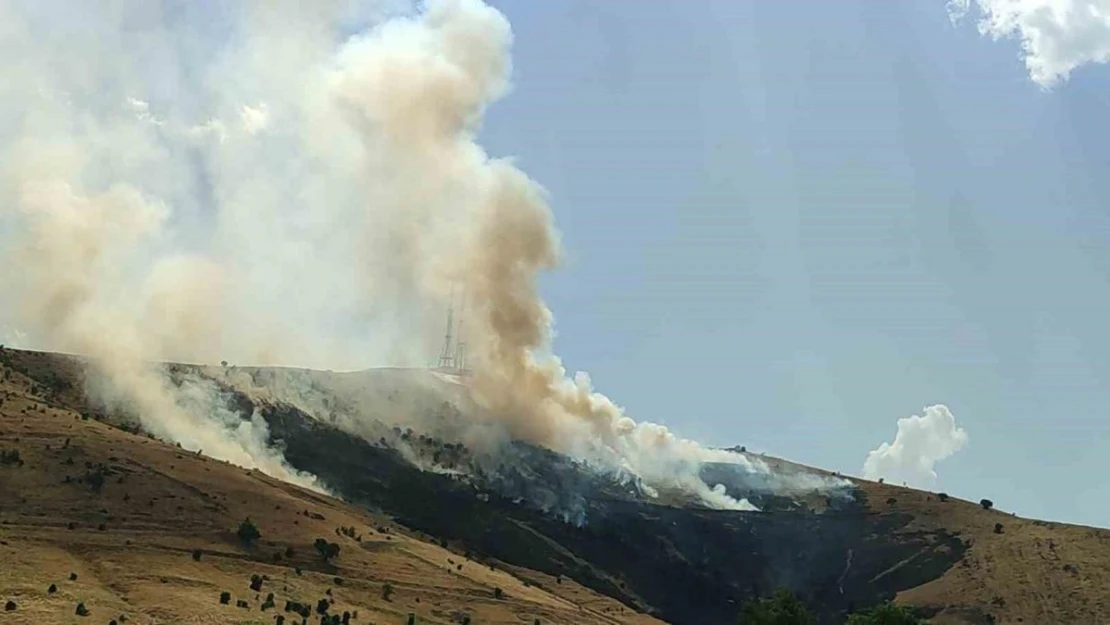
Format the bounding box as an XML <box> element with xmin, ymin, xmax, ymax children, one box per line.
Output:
<box><xmin>237</xmin><ymin>518</ymin><xmax>261</xmax><ymax>545</ymax></box>
<box><xmin>314</xmin><ymin>538</ymin><xmax>340</xmax><ymax>562</ymax></box>
<box><xmin>738</xmin><ymin>589</ymin><xmax>814</xmax><ymax>625</ymax></box>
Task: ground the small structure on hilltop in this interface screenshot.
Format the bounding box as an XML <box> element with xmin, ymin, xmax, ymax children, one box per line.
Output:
<box><xmin>433</xmin><ymin>297</ymin><xmax>471</xmax><ymax>378</ymax></box>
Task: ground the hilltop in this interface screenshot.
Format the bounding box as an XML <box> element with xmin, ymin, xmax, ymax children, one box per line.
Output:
<box><xmin>2</xmin><ymin>347</ymin><xmax>1109</xmax><ymax>624</ymax></box>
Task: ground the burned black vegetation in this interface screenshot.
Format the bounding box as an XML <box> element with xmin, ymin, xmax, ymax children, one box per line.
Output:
<box><xmin>0</xmin><ymin>351</ymin><xmax>968</xmax><ymax>625</ymax></box>
<box><xmin>254</xmin><ymin>396</ymin><xmax>967</xmax><ymax>625</ymax></box>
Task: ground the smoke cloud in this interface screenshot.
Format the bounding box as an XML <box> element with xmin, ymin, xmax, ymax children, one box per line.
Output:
<box><xmin>862</xmin><ymin>404</ymin><xmax>968</xmax><ymax>489</ymax></box>
<box><xmin>0</xmin><ymin>0</ymin><xmax>827</xmax><ymax>510</ymax></box>
<box><xmin>948</xmin><ymin>0</ymin><xmax>1110</xmax><ymax>88</ymax></box>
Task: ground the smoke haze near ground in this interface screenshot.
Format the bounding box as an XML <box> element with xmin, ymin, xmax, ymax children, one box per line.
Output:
<box><xmin>0</xmin><ymin>0</ymin><xmax>840</xmax><ymax>510</ymax></box>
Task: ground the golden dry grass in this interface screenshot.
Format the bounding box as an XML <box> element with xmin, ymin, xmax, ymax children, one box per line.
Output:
<box><xmin>0</xmin><ymin>357</ymin><xmax>662</xmax><ymax>625</ymax></box>
<box><xmin>854</xmin><ymin>480</ymin><xmax>1110</xmax><ymax>624</ymax></box>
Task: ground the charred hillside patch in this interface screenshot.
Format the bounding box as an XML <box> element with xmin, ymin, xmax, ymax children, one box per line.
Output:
<box><xmin>258</xmin><ymin>399</ymin><xmax>967</xmax><ymax>625</ymax></box>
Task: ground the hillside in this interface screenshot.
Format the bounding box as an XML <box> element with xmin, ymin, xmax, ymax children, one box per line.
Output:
<box><xmin>0</xmin><ymin>350</ymin><xmax>662</xmax><ymax>625</ymax></box>
<box><xmin>2</xmin><ymin>348</ymin><xmax>1110</xmax><ymax>625</ymax></box>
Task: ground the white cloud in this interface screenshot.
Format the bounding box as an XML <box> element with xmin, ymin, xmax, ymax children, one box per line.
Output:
<box><xmin>239</xmin><ymin>103</ymin><xmax>270</xmax><ymax>135</ymax></box>
<box><xmin>863</xmin><ymin>404</ymin><xmax>968</xmax><ymax>489</ymax></box>
<box><xmin>949</xmin><ymin>0</ymin><xmax>1110</xmax><ymax>88</ymax></box>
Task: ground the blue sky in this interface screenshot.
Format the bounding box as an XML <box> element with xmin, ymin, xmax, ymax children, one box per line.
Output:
<box><xmin>475</xmin><ymin>1</ymin><xmax>1110</xmax><ymax>528</ymax></box>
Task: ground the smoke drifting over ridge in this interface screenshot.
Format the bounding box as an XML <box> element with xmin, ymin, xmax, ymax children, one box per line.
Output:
<box><xmin>0</xmin><ymin>0</ymin><xmax>835</xmax><ymax>510</ymax></box>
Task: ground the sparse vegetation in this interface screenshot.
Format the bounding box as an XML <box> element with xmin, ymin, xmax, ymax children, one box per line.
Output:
<box><xmin>980</xmin><ymin>499</ymin><xmax>994</xmax><ymax>510</ymax></box>
<box><xmin>0</xmin><ymin>449</ymin><xmax>22</xmax><ymax>466</ymax></box>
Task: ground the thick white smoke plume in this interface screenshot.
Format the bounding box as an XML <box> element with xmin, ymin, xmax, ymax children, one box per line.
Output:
<box><xmin>862</xmin><ymin>405</ymin><xmax>968</xmax><ymax>489</ymax></box>
<box><xmin>0</xmin><ymin>0</ymin><xmax>826</xmax><ymax>510</ymax></box>
<box><xmin>948</xmin><ymin>0</ymin><xmax>1110</xmax><ymax>88</ymax></box>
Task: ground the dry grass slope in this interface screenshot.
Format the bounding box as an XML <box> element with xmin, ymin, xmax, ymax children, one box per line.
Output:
<box><xmin>0</xmin><ymin>351</ymin><xmax>662</xmax><ymax>625</ymax></box>
<box><xmin>852</xmin><ymin>480</ymin><xmax>1110</xmax><ymax>624</ymax></box>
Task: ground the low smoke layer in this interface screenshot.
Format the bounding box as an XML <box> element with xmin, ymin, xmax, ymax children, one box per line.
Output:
<box><xmin>948</xmin><ymin>0</ymin><xmax>1110</xmax><ymax>88</ymax></box>
<box><xmin>0</xmin><ymin>0</ymin><xmax>832</xmax><ymax>509</ymax></box>
<box><xmin>862</xmin><ymin>404</ymin><xmax>968</xmax><ymax>489</ymax></box>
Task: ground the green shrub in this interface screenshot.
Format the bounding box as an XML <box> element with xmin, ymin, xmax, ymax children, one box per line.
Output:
<box><xmin>738</xmin><ymin>589</ymin><xmax>814</xmax><ymax>625</ymax></box>
<box><xmin>845</xmin><ymin>602</ymin><xmax>925</xmax><ymax>624</ymax></box>
<box><xmin>237</xmin><ymin>518</ymin><xmax>261</xmax><ymax>545</ymax></box>
<box><xmin>314</xmin><ymin>538</ymin><xmax>340</xmax><ymax>562</ymax></box>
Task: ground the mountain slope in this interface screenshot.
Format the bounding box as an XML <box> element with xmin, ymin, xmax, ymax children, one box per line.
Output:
<box><xmin>0</xmin><ymin>350</ymin><xmax>662</xmax><ymax>625</ymax></box>
<box><xmin>2</xmin><ymin>348</ymin><xmax>1110</xmax><ymax>624</ymax></box>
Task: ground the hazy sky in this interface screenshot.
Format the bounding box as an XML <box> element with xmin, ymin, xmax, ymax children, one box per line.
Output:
<box><xmin>474</xmin><ymin>1</ymin><xmax>1110</xmax><ymax>528</ymax></box>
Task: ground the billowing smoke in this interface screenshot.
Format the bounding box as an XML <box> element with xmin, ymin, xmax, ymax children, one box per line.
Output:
<box><xmin>0</xmin><ymin>0</ymin><xmax>830</xmax><ymax>510</ymax></box>
<box><xmin>862</xmin><ymin>404</ymin><xmax>968</xmax><ymax>489</ymax></box>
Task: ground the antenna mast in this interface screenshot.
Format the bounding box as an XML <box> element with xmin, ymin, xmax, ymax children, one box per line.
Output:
<box><xmin>437</xmin><ymin>293</ymin><xmax>456</xmax><ymax>370</ymax></box>
<box><xmin>434</xmin><ymin>286</ymin><xmax>471</xmax><ymax>376</ymax></box>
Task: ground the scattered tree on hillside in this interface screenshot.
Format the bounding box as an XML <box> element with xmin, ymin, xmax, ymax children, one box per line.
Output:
<box><xmin>250</xmin><ymin>574</ymin><xmax>264</xmax><ymax>592</ymax></box>
<box><xmin>219</xmin><ymin>591</ymin><xmax>231</xmax><ymax>605</ymax></box>
<box><xmin>314</xmin><ymin>538</ymin><xmax>340</xmax><ymax>562</ymax></box>
<box><xmin>0</xmin><ymin>449</ymin><xmax>22</xmax><ymax>466</ymax></box>
<box><xmin>980</xmin><ymin>499</ymin><xmax>994</xmax><ymax>510</ymax></box>
<box><xmin>493</xmin><ymin>587</ymin><xmax>504</xmax><ymax>600</ymax></box>
<box><xmin>4</xmin><ymin>600</ymin><xmax>15</xmax><ymax>611</ymax></box>
<box><xmin>382</xmin><ymin>582</ymin><xmax>394</xmax><ymax>601</ymax></box>
<box><xmin>192</xmin><ymin>549</ymin><xmax>203</xmax><ymax>561</ymax></box>
<box><xmin>937</xmin><ymin>493</ymin><xmax>949</xmax><ymax>502</ymax></box>
<box><xmin>994</xmin><ymin>523</ymin><xmax>1004</xmax><ymax>534</ymax></box>
<box><xmin>237</xmin><ymin>518</ymin><xmax>261</xmax><ymax>545</ymax></box>
<box><xmin>75</xmin><ymin>602</ymin><xmax>90</xmax><ymax>617</ymax></box>
<box><xmin>844</xmin><ymin>602</ymin><xmax>925</xmax><ymax>624</ymax></box>
<box><xmin>737</xmin><ymin>588</ymin><xmax>814</xmax><ymax>625</ymax></box>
